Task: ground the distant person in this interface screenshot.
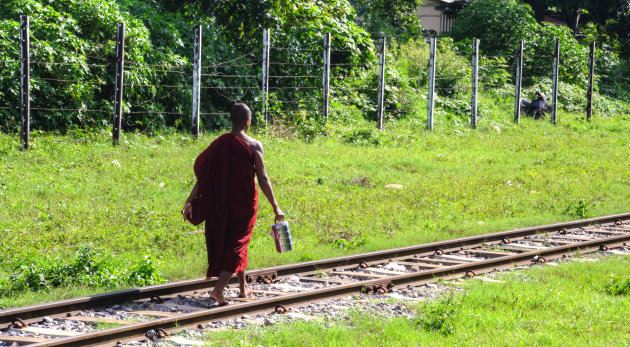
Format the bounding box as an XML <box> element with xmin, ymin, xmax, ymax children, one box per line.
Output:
<box><xmin>520</xmin><ymin>91</ymin><xmax>546</xmax><ymax>119</ymax></box>
<box><xmin>182</xmin><ymin>103</ymin><xmax>284</xmax><ymax>305</ymax></box>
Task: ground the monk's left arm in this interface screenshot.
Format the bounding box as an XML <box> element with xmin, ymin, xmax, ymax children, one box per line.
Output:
<box><xmin>253</xmin><ymin>144</ymin><xmax>284</xmax><ymax>221</ymax></box>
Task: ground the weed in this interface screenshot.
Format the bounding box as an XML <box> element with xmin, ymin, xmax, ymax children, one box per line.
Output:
<box><xmin>332</xmin><ymin>237</ymin><xmax>367</xmax><ymax>250</ymax></box>
<box><xmin>603</xmin><ymin>274</ymin><xmax>630</xmax><ymax>296</ymax></box>
<box><xmin>126</xmin><ymin>256</ymin><xmax>165</xmax><ymax>286</ymax></box>
<box><xmin>565</xmin><ymin>199</ymin><xmax>592</xmax><ymax>219</ymax></box>
<box><xmin>342</xmin><ymin>128</ymin><xmax>380</xmax><ymax>145</ymax></box>
<box><xmin>415</xmin><ymin>298</ymin><xmax>460</xmax><ymax>335</ymax></box>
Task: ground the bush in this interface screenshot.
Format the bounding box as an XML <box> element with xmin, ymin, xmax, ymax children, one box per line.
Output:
<box><xmin>603</xmin><ymin>274</ymin><xmax>630</xmax><ymax>296</ymax></box>
<box><xmin>0</xmin><ymin>245</ymin><xmax>165</xmax><ymax>295</ymax></box>
<box><xmin>415</xmin><ymin>298</ymin><xmax>460</xmax><ymax>335</ymax></box>
<box><xmin>342</xmin><ymin>127</ymin><xmax>380</xmax><ymax>145</ymax></box>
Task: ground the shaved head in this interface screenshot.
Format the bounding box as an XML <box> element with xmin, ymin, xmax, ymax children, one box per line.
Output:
<box><xmin>230</xmin><ymin>103</ymin><xmax>252</xmax><ymax>125</ymax></box>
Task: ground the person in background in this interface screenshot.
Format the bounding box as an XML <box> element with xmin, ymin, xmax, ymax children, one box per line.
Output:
<box><xmin>521</xmin><ymin>91</ymin><xmax>547</xmax><ymax>119</ymax></box>
<box><xmin>182</xmin><ymin>103</ymin><xmax>284</xmax><ymax>306</ymax></box>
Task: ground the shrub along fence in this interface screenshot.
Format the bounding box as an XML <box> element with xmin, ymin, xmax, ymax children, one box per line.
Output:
<box><xmin>1</xmin><ymin>16</ymin><xmax>599</xmax><ymax>150</ymax></box>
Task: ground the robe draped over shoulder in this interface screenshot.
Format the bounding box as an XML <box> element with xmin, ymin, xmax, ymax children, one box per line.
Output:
<box><xmin>193</xmin><ymin>133</ymin><xmax>258</xmax><ymax>277</ymax></box>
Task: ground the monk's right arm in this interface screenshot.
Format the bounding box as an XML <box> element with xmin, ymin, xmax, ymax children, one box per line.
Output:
<box><xmin>185</xmin><ymin>182</ymin><xmax>199</xmax><ymax>204</ymax></box>
<box><xmin>182</xmin><ymin>182</ymin><xmax>198</xmax><ymax>220</ymax></box>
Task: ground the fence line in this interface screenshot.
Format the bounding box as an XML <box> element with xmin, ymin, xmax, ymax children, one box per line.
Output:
<box><xmin>0</xmin><ymin>16</ymin><xmax>601</xmax><ymax>149</ymax></box>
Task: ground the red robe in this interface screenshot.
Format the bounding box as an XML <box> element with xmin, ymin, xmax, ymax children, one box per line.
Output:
<box><xmin>194</xmin><ymin>133</ymin><xmax>258</xmax><ymax>277</ymax></box>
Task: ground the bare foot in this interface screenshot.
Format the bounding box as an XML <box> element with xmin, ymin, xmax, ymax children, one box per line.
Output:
<box><xmin>239</xmin><ymin>284</ymin><xmax>252</xmax><ymax>298</ymax></box>
<box><xmin>209</xmin><ymin>291</ymin><xmax>227</xmax><ymax>305</ymax></box>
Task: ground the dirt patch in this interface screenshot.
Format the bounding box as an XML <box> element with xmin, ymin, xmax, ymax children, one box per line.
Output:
<box><xmin>345</xmin><ymin>177</ymin><xmax>374</xmax><ymax>189</ymax></box>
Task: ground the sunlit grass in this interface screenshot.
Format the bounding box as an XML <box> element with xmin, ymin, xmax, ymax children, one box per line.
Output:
<box><xmin>0</xmin><ymin>111</ymin><xmax>629</xmax><ymax>307</ymax></box>
<box><xmin>202</xmin><ymin>255</ymin><xmax>630</xmax><ymax>346</ymax></box>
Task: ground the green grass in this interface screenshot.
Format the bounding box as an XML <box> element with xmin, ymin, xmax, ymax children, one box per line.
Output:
<box><xmin>202</xmin><ymin>255</ymin><xmax>630</xmax><ymax>346</ymax></box>
<box><xmin>0</xmin><ymin>111</ymin><xmax>629</xmax><ymax>308</ymax></box>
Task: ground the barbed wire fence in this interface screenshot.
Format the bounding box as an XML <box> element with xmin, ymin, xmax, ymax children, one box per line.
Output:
<box><xmin>0</xmin><ymin>16</ymin><xmax>600</xmax><ymax>150</ymax></box>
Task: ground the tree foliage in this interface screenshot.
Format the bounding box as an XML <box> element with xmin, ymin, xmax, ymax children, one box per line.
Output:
<box><xmin>0</xmin><ymin>0</ymin><xmax>374</xmax><ymax>132</ymax></box>
<box><xmin>350</xmin><ymin>0</ymin><xmax>424</xmax><ymax>41</ymax></box>
<box><xmin>449</xmin><ymin>0</ymin><xmax>537</xmax><ymax>55</ymax></box>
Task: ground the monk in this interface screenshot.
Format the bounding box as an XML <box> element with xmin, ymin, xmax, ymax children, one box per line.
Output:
<box><xmin>182</xmin><ymin>103</ymin><xmax>284</xmax><ymax>305</ymax></box>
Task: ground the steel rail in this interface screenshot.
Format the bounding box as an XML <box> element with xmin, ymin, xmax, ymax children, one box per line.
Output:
<box><xmin>33</xmin><ymin>232</ymin><xmax>630</xmax><ymax>347</ymax></box>
<box><xmin>1</xmin><ymin>212</ymin><xmax>628</xmax><ymax>325</ymax></box>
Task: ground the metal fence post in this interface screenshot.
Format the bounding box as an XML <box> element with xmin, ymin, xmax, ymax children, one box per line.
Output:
<box><xmin>376</xmin><ymin>36</ymin><xmax>386</xmax><ymax>130</ymax></box>
<box><xmin>551</xmin><ymin>40</ymin><xmax>560</xmax><ymax>125</ymax></box>
<box><xmin>471</xmin><ymin>39</ymin><xmax>479</xmax><ymax>129</ymax></box>
<box><xmin>20</xmin><ymin>15</ymin><xmax>30</xmax><ymax>151</ymax></box>
<box><xmin>586</xmin><ymin>41</ymin><xmax>595</xmax><ymax>121</ymax></box>
<box><xmin>322</xmin><ymin>33</ymin><xmax>331</xmax><ymax>123</ymax></box>
<box><xmin>113</xmin><ymin>23</ymin><xmax>125</xmax><ymax>145</ymax></box>
<box><xmin>191</xmin><ymin>24</ymin><xmax>202</xmax><ymax>138</ymax></box>
<box><xmin>427</xmin><ymin>37</ymin><xmax>437</xmax><ymax>131</ymax></box>
<box><xmin>261</xmin><ymin>28</ymin><xmax>270</xmax><ymax>125</ymax></box>
<box><xmin>513</xmin><ymin>41</ymin><xmax>523</xmax><ymax>123</ymax></box>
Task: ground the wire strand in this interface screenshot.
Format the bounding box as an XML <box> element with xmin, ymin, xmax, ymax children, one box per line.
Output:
<box><xmin>33</xmin><ymin>77</ymin><xmax>105</xmax><ymax>85</ymax></box>
<box><xmin>125</xmin><ymin>60</ymin><xmax>190</xmax><ymax>69</ymax></box>
<box><xmin>125</xmin><ymin>67</ymin><xmax>188</xmax><ymax>75</ymax></box>
<box><xmin>200</xmin><ymin>86</ymin><xmax>257</xmax><ymax>90</ymax></box>
<box><xmin>201</xmin><ymin>52</ymin><xmax>256</xmax><ymax>69</ymax></box>
<box><xmin>31</xmin><ymin>61</ymin><xmax>111</xmax><ymax>68</ymax></box>
<box><xmin>124</xmin><ymin>83</ymin><xmax>187</xmax><ymax>89</ymax></box>
<box><xmin>31</xmin><ymin>107</ymin><xmax>108</xmax><ymax>113</ymax></box>
<box><xmin>268</xmin><ymin>86</ymin><xmax>319</xmax><ymax>90</ymax></box>
<box><xmin>270</xmin><ymin>62</ymin><xmax>318</xmax><ymax>66</ymax></box>
<box><xmin>271</xmin><ymin>47</ymin><xmax>320</xmax><ymax>52</ymax></box>
<box><xmin>201</xmin><ymin>62</ymin><xmax>258</xmax><ymax>69</ymax></box>
<box><xmin>201</xmin><ymin>73</ymin><xmax>257</xmax><ymax>78</ymax></box>
<box><xmin>269</xmin><ymin>75</ymin><xmax>318</xmax><ymax>79</ymax></box>
<box><xmin>126</xmin><ymin>110</ymin><xmax>185</xmax><ymax>115</ymax></box>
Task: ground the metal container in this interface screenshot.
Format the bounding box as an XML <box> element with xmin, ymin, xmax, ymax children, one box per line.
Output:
<box><xmin>270</xmin><ymin>221</ymin><xmax>293</xmax><ymax>253</ymax></box>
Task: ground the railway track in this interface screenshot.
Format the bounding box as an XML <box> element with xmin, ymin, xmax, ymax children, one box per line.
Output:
<box><xmin>1</xmin><ymin>213</ymin><xmax>629</xmax><ymax>346</ymax></box>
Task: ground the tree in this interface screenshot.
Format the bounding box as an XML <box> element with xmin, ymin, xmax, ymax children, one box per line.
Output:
<box><xmin>449</xmin><ymin>0</ymin><xmax>537</xmax><ymax>55</ymax></box>
<box><xmin>349</xmin><ymin>0</ymin><xmax>424</xmax><ymax>41</ymax></box>
<box><xmin>522</xmin><ymin>0</ymin><xmax>591</xmax><ymax>32</ymax></box>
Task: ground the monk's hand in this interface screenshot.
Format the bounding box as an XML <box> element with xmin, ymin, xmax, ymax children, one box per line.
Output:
<box><xmin>273</xmin><ymin>207</ymin><xmax>285</xmax><ymax>223</ymax></box>
<box><xmin>182</xmin><ymin>202</ymin><xmax>193</xmax><ymax>221</ymax></box>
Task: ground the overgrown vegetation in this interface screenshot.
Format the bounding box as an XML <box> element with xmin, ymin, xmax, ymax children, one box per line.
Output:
<box><xmin>1</xmin><ymin>0</ymin><xmax>629</xmax><ymax>134</ymax></box>
<box><xmin>604</xmin><ymin>274</ymin><xmax>630</xmax><ymax>296</ymax></box>
<box><xmin>0</xmin><ymin>246</ymin><xmax>164</xmax><ymax>295</ymax></box>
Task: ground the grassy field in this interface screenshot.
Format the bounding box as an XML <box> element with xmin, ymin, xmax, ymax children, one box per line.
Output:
<box><xmin>202</xmin><ymin>255</ymin><xmax>630</xmax><ymax>346</ymax></box>
<box><xmin>0</xmin><ymin>111</ymin><xmax>629</xmax><ymax>308</ymax></box>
